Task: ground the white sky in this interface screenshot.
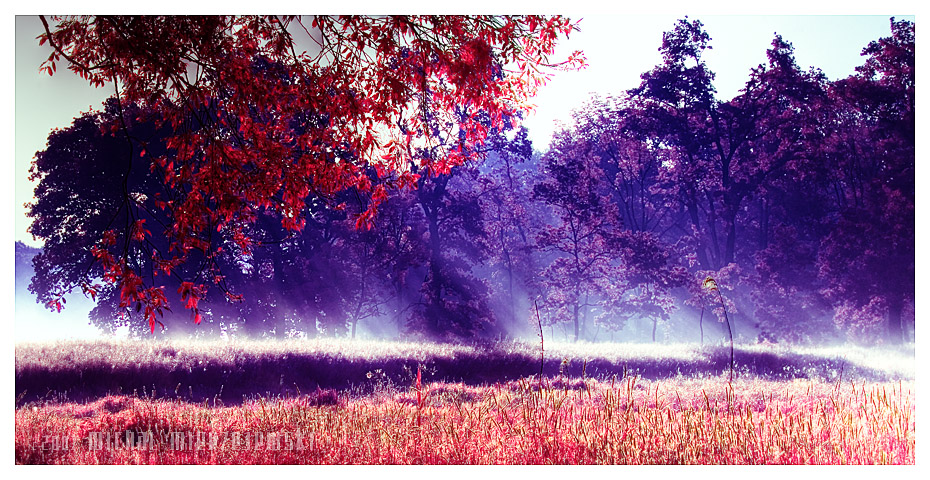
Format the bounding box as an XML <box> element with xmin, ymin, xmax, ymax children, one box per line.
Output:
<box><xmin>522</xmin><ymin>14</ymin><xmax>915</xmax><ymax>146</ymax></box>
<box><xmin>4</xmin><ymin>4</ymin><xmax>924</xmax><ymax>342</ymax></box>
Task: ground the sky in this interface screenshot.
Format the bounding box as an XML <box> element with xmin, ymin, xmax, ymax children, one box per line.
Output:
<box><xmin>521</xmin><ymin>14</ymin><xmax>914</xmax><ymax>146</ymax></box>
<box><xmin>6</xmin><ymin>6</ymin><xmax>923</xmax><ymax>341</ymax></box>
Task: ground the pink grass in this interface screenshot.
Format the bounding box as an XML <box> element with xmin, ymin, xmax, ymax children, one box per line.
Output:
<box><xmin>15</xmin><ymin>376</ymin><xmax>914</xmax><ymax>464</ymax></box>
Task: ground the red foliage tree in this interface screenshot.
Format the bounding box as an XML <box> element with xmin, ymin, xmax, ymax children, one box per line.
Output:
<box><xmin>34</xmin><ymin>15</ymin><xmax>583</xmax><ymax>328</ymax></box>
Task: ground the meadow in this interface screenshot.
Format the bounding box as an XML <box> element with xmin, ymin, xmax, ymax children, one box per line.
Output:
<box><xmin>14</xmin><ymin>339</ymin><xmax>915</xmax><ymax>464</ymax></box>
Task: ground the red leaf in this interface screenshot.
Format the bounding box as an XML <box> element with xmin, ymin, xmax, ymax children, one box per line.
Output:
<box><xmin>39</xmin><ymin>15</ymin><xmax>582</xmax><ymax>332</ymax></box>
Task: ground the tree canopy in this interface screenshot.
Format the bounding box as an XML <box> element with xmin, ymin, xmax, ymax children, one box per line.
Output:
<box><xmin>32</xmin><ymin>15</ymin><xmax>583</xmax><ymax>332</ymax></box>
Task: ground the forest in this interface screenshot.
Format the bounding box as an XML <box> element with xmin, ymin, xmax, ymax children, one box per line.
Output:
<box><xmin>23</xmin><ymin>16</ymin><xmax>914</xmax><ymax>346</ymax></box>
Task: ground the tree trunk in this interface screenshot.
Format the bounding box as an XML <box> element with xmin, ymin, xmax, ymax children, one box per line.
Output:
<box><xmin>580</xmin><ymin>292</ymin><xmax>589</xmax><ymax>341</ymax></box>
<box><xmin>494</xmin><ymin>200</ymin><xmax>519</xmax><ymax>329</ymax></box>
<box><xmin>417</xmin><ymin>174</ymin><xmax>449</xmax><ymax>338</ymax></box>
<box><xmin>423</xmin><ymin>198</ymin><xmax>444</xmax><ymax>337</ymax></box>
<box><xmin>888</xmin><ymin>297</ymin><xmax>903</xmax><ymax>344</ymax></box>
<box><xmin>425</xmin><ymin>261</ymin><xmax>442</xmax><ymax>336</ymax></box>
<box><xmin>572</xmin><ymin>303</ymin><xmax>580</xmax><ymax>342</ymax></box>
<box><xmin>760</xmin><ymin>197</ymin><xmax>769</xmax><ymax>249</ymax></box>
<box><xmin>350</xmin><ymin>294</ymin><xmax>363</xmax><ymax>339</ymax></box>
<box><xmin>706</xmin><ymin>192</ymin><xmax>722</xmax><ymax>267</ymax></box>
<box><xmin>652</xmin><ymin>317</ymin><xmax>657</xmax><ymax>343</ymax></box>
<box><xmin>724</xmin><ymin>211</ymin><xmax>737</xmax><ymax>266</ymax></box>
<box><xmin>686</xmin><ymin>196</ymin><xmax>712</xmax><ymax>270</ymax></box>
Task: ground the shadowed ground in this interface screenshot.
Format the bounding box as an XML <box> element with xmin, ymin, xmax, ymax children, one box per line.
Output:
<box><xmin>15</xmin><ymin>339</ymin><xmax>914</xmax><ymax>406</ymax></box>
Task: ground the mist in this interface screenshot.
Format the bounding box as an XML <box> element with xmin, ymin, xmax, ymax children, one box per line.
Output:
<box><xmin>15</xmin><ymin>242</ymin><xmax>106</xmax><ymax>342</ymax></box>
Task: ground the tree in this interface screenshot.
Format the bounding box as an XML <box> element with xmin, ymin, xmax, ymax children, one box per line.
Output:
<box><xmin>626</xmin><ymin>19</ymin><xmax>828</xmax><ymax>272</ymax></box>
<box><xmin>16</xmin><ymin>242</ymin><xmax>42</xmax><ymax>292</ymax></box>
<box><xmin>34</xmin><ymin>15</ymin><xmax>584</xmax><ymax>327</ymax></box>
<box><xmin>533</xmin><ymin>127</ymin><xmax>630</xmax><ymax>342</ymax></box>
<box><xmin>749</xmin><ymin>224</ymin><xmax>835</xmax><ymax>343</ymax></box>
<box><xmin>533</xmin><ymin>100</ymin><xmax>689</xmax><ymax>342</ymax></box>
<box><xmin>816</xmin><ymin>19</ymin><xmax>914</xmax><ymax>344</ymax></box>
<box><xmin>26</xmin><ymin>99</ymin><xmax>190</xmax><ymax>334</ymax></box>
<box><xmin>334</xmin><ymin>188</ymin><xmax>427</xmax><ymax>339</ymax></box>
<box><xmin>27</xmin><ymin>100</ymin><xmax>278</xmax><ymax>336</ymax></box>
<box><xmin>409</xmin><ymin>162</ymin><xmax>495</xmax><ymax>339</ymax></box>
<box><xmin>611</xmin><ymin>18</ymin><xmax>844</xmax><ymax>344</ymax></box>
<box><xmin>28</xmin><ymin>97</ymin><xmax>435</xmax><ymax>339</ymax></box>
<box><xmin>477</xmin><ymin>128</ymin><xmax>546</xmax><ymax>336</ymax></box>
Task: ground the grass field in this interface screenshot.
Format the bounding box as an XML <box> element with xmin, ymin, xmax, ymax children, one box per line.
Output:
<box><xmin>14</xmin><ymin>339</ymin><xmax>915</xmax><ymax>464</ymax></box>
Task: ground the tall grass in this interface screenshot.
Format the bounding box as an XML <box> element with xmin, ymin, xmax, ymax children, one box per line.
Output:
<box><xmin>16</xmin><ymin>338</ymin><xmax>914</xmax><ymax>464</ymax></box>
<box><xmin>16</xmin><ymin>376</ymin><xmax>914</xmax><ymax>464</ymax></box>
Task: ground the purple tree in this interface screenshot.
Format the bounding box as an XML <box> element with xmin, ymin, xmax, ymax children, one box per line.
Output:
<box><xmin>477</xmin><ymin>128</ymin><xmax>547</xmax><ymax>335</ymax></box>
<box><xmin>332</xmin><ymin>189</ymin><xmax>428</xmax><ymax>339</ymax></box>
<box><xmin>626</xmin><ymin>19</ymin><xmax>829</xmax><ymax>272</ymax></box>
<box><xmin>533</xmin><ymin>129</ymin><xmax>626</xmax><ymax>342</ymax></box>
<box><xmin>532</xmin><ymin>115</ymin><xmax>688</xmax><ymax>342</ymax></box>
<box><xmin>816</xmin><ymin>18</ymin><xmax>914</xmax><ymax>344</ymax></box>
<box><xmin>408</xmin><ymin>162</ymin><xmax>496</xmax><ymax>340</ymax></box>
